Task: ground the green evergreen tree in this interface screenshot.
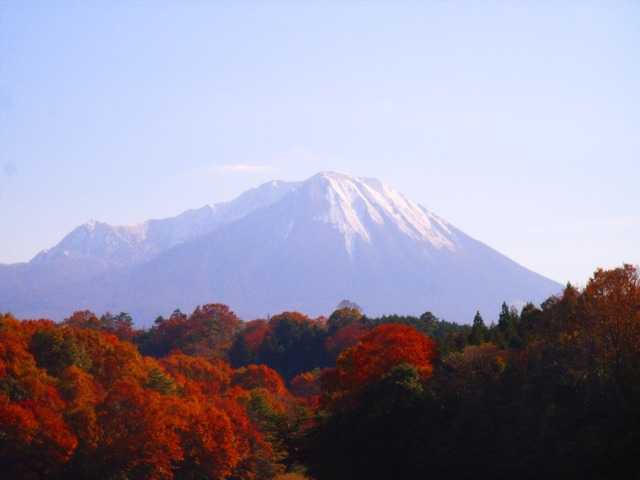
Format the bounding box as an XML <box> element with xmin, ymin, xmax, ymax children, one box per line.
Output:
<box><xmin>469</xmin><ymin>311</ymin><xmax>488</xmax><ymax>345</ymax></box>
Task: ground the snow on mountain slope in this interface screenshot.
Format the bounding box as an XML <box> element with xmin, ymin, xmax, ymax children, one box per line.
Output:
<box><xmin>31</xmin><ymin>219</ymin><xmax>149</xmax><ymax>266</ymax></box>
<box><xmin>303</xmin><ymin>172</ymin><xmax>456</xmax><ymax>254</ymax></box>
<box><xmin>30</xmin><ymin>178</ymin><xmax>296</xmax><ymax>267</ymax></box>
<box><xmin>1</xmin><ymin>172</ymin><xmax>562</xmax><ymax>324</ymax></box>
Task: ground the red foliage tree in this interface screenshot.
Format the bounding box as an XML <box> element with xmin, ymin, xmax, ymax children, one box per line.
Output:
<box><xmin>62</xmin><ymin>310</ymin><xmax>101</xmax><ymax>331</ymax></box>
<box><xmin>242</xmin><ymin>319</ymin><xmax>269</xmax><ymax>354</ymax></box>
<box><xmin>583</xmin><ymin>266</ymin><xmax>640</xmax><ymax>366</ymax></box>
<box><xmin>581</xmin><ymin>264</ymin><xmax>640</xmax><ymax>406</ymax></box>
<box><xmin>290</xmin><ymin>370</ymin><xmax>322</xmax><ymax>410</ymax></box>
<box><xmin>161</xmin><ymin>354</ymin><xmax>232</xmax><ymax>396</ymax></box>
<box><xmin>233</xmin><ymin>364</ymin><xmax>288</xmax><ymax>396</ymax></box>
<box><xmin>95</xmin><ymin>379</ymin><xmax>183</xmax><ymax>479</ymax></box>
<box><xmin>0</xmin><ymin>397</ymin><xmax>78</xmax><ymax>477</ymax></box>
<box><xmin>0</xmin><ymin>314</ymin><xmax>78</xmax><ymax>477</ymax></box>
<box><xmin>168</xmin><ymin>390</ymin><xmax>240</xmax><ymax>480</ymax></box>
<box><xmin>325</xmin><ymin>323</ymin><xmax>371</xmax><ymax>360</ymax></box>
<box><xmin>187</xmin><ymin>303</ymin><xmax>243</xmax><ymax>357</ymax></box>
<box><xmin>321</xmin><ymin>323</ymin><xmax>436</xmax><ymax>409</ymax></box>
<box><xmin>290</xmin><ymin>370</ymin><xmax>322</xmax><ymax>398</ymax></box>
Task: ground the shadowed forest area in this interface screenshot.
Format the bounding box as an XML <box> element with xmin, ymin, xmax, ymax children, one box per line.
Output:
<box><xmin>1</xmin><ymin>265</ymin><xmax>639</xmax><ymax>479</ymax></box>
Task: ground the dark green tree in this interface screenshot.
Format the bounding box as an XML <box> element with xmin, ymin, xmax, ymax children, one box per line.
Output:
<box><xmin>468</xmin><ymin>311</ymin><xmax>488</xmax><ymax>345</ymax></box>
<box><xmin>496</xmin><ymin>302</ymin><xmax>522</xmax><ymax>348</ymax></box>
<box><xmin>302</xmin><ymin>364</ymin><xmax>440</xmax><ymax>480</ymax></box>
<box><xmin>257</xmin><ymin>312</ymin><xmax>329</xmax><ymax>383</ymax></box>
<box><xmin>28</xmin><ymin>327</ymin><xmax>92</xmax><ymax>377</ymax></box>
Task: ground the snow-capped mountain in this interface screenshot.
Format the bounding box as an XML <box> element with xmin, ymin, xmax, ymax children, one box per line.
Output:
<box><xmin>0</xmin><ymin>172</ymin><xmax>561</xmax><ymax>325</ymax></box>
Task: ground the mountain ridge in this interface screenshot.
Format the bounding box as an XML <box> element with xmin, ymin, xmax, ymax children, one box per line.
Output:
<box><xmin>1</xmin><ymin>172</ymin><xmax>562</xmax><ymax>324</ymax></box>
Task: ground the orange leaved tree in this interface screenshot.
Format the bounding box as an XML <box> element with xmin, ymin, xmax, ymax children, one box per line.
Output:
<box><xmin>321</xmin><ymin>323</ymin><xmax>436</xmax><ymax>410</ymax></box>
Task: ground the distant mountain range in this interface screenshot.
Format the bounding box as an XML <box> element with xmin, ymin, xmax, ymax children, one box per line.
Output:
<box><xmin>0</xmin><ymin>172</ymin><xmax>561</xmax><ymax>325</ymax></box>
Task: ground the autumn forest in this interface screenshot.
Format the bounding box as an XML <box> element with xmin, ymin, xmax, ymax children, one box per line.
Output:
<box><xmin>1</xmin><ymin>264</ymin><xmax>639</xmax><ymax>479</ymax></box>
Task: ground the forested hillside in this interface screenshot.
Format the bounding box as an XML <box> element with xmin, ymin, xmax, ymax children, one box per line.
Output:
<box><xmin>1</xmin><ymin>265</ymin><xmax>639</xmax><ymax>479</ymax></box>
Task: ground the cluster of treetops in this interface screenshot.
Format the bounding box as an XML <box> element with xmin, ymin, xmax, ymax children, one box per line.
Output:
<box><xmin>1</xmin><ymin>264</ymin><xmax>639</xmax><ymax>480</ymax></box>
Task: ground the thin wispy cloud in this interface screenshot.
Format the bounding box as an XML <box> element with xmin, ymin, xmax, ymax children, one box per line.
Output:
<box><xmin>188</xmin><ymin>148</ymin><xmax>329</xmax><ymax>180</ymax></box>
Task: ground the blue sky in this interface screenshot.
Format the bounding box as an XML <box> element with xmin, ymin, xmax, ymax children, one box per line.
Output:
<box><xmin>1</xmin><ymin>1</ymin><xmax>638</xmax><ymax>285</ymax></box>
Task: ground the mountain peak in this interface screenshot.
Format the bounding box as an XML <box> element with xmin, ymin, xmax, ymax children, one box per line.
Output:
<box><xmin>310</xmin><ymin>170</ymin><xmax>359</xmax><ymax>181</ymax></box>
<box><xmin>294</xmin><ymin>171</ymin><xmax>456</xmax><ymax>253</ymax></box>
<box><xmin>86</xmin><ymin>219</ymin><xmax>98</xmax><ymax>230</ymax></box>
